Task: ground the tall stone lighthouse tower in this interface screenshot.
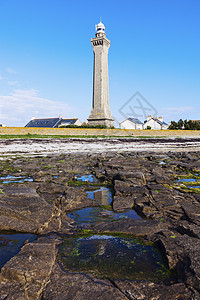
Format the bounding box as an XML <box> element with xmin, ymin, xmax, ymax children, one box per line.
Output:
<box><xmin>88</xmin><ymin>22</ymin><xmax>114</xmax><ymax>128</ymax></box>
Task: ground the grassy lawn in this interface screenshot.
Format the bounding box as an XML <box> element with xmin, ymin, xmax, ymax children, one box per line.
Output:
<box><xmin>0</xmin><ymin>134</ymin><xmax>167</xmax><ymax>139</ymax></box>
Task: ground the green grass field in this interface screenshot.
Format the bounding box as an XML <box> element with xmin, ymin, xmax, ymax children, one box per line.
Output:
<box><xmin>0</xmin><ymin>134</ymin><xmax>167</xmax><ymax>139</ymax></box>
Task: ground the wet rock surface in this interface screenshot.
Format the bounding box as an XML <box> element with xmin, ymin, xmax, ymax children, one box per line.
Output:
<box><xmin>42</xmin><ymin>264</ymin><xmax>127</xmax><ymax>300</ymax></box>
<box><xmin>0</xmin><ymin>237</ymin><xmax>58</xmax><ymax>299</ymax></box>
<box><xmin>0</xmin><ymin>151</ymin><xmax>200</xmax><ymax>298</ymax></box>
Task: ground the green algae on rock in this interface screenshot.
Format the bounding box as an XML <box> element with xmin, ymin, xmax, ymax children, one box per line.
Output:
<box><xmin>59</xmin><ymin>233</ymin><xmax>175</xmax><ymax>282</ymax></box>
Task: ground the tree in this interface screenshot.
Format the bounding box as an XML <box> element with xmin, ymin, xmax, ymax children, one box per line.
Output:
<box><xmin>169</xmin><ymin>119</ymin><xmax>200</xmax><ymax>130</ymax></box>
<box><xmin>168</xmin><ymin>121</ymin><xmax>178</xmax><ymax>130</ymax></box>
<box><xmin>184</xmin><ymin>119</ymin><xmax>189</xmax><ymax>130</ymax></box>
<box><xmin>177</xmin><ymin>119</ymin><xmax>184</xmax><ymax>129</ymax></box>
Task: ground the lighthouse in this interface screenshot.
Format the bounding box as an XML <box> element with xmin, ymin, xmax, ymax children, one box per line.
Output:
<box><xmin>88</xmin><ymin>22</ymin><xmax>114</xmax><ymax>128</ymax></box>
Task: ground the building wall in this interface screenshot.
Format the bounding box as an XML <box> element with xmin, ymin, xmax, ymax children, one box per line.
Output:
<box><xmin>0</xmin><ymin>127</ymin><xmax>199</xmax><ymax>138</ymax></box>
<box><xmin>120</xmin><ymin>120</ymin><xmax>142</xmax><ymax>130</ymax></box>
<box><xmin>143</xmin><ymin>119</ymin><xmax>162</xmax><ymax>130</ymax></box>
<box><xmin>161</xmin><ymin>124</ymin><xmax>169</xmax><ymax>130</ymax></box>
<box><xmin>75</xmin><ymin>119</ymin><xmax>82</xmax><ymax>126</ymax></box>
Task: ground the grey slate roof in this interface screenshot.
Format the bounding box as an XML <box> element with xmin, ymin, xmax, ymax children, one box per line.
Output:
<box><xmin>25</xmin><ymin>118</ymin><xmax>61</xmax><ymax>128</ymax></box>
<box><xmin>162</xmin><ymin>121</ymin><xmax>168</xmax><ymax>126</ymax></box>
<box><xmin>61</xmin><ymin>119</ymin><xmax>78</xmax><ymax>125</ymax></box>
<box><xmin>127</xmin><ymin>118</ymin><xmax>143</xmax><ymax>125</ymax></box>
<box><xmin>156</xmin><ymin>119</ymin><xmax>163</xmax><ymax>126</ymax></box>
<box><xmin>144</xmin><ymin>117</ymin><xmax>168</xmax><ymax>126</ymax></box>
<box><xmin>25</xmin><ymin>118</ymin><xmax>79</xmax><ymax>128</ymax></box>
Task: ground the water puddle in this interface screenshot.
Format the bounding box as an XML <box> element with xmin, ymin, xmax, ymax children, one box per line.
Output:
<box><xmin>159</xmin><ymin>161</ymin><xmax>166</xmax><ymax>165</ymax></box>
<box><xmin>77</xmin><ymin>175</ymin><xmax>98</xmax><ymax>183</ymax></box>
<box><xmin>0</xmin><ymin>232</ymin><xmax>37</xmax><ymax>269</ymax></box>
<box><xmin>64</xmin><ymin>174</ymin><xmax>176</xmax><ymax>281</ymax></box>
<box><xmin>68</xmin><ymin>186</ymin><xmax>141</xmax><ymax>226</ymax></box>
<box><xmin>175</xmin><ymin>178</ymin><xmax>196</xmax><ymax>183</ymax></box>
<box><xmin>174</xmin><ymin>177</ymin><xmax>200</xmax><ymax>190</ymax></box>
<box><xmin>188</xmin><ymin>186</ymin><xmax>200</xmax><ymax>189</ymax></box>
<box><xmin>85</xmin><ymin>186</ymin><xmax>112</xmax><ymax>206</ymax></box>
<box><xmin>68</xmin><ymin>206</ymin><xmax>141</xmax><ymax>226</ymax></box>
<box><xmin>0</xmin><ymin>175</ymin><xmax>33</xmax><ymax>184</ymax></box>
<box><xmin>59</xmin><ymin>234</ymin><xmax>173</xmax><ymax>282</ymax></box>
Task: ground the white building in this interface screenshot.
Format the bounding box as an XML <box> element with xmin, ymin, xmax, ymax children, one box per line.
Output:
<box><xmin>120</xmin><ymin>118</ymin><xmax>143</xmax><ymax>130</ymax></box>
<box><xmin>143</xmin><ymin>116</ymin><xmax>168</xmax><ymax>130</ymax></box>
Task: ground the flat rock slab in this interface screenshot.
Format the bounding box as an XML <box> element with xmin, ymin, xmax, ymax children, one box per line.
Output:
<box><xmin>113</xmin><ymin>280</ymin><xmax>193</xmax><ymax>300</ymax></box>
<box><xmin>155</xmin><ymin>233</ymin><xmax>200</xmax><ymax>291</ymax></box>
<box><xmin>93</xmin><ymin>219</ymin><xmax>168</xmax><ymax>236</ymax></box>
<box><xmin>0</xmin><ymin>186</ymin><xmax>52</xmax><ymax>233</ymax></box>
<box><xmin>0</xmin><ymin>237</ymin><xmax>58</xmax><ymax>299</ymax></box>
<box><xmin>112</xmin><ymin>195</ymin><xmax>135</xmax><ymax>212</ymax></box>
<box><xmin>61</xmin><ymin>186</ymin><xmax>99</xmax><ymax>211</ymax></box>
<box><xmin>42</xmin><ymin>265</ymin><xmax>127</xmax><ymax>300</ymax></box>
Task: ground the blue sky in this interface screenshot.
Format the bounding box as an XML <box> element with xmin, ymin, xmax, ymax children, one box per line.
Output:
<box><xmin>0</xmin><ymin>0</ymin><xmax>199</xmax><ymax>126</ymax></box>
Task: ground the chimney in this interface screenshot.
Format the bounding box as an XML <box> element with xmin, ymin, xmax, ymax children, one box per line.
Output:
<box><xmin>158</xmin><ymin>116</ymin><xmax>163</xmax><ymax>123</ymax></box>
<box><xmin>59</xmin><ymin>114</ymin><xmax>62</xmax><ymax>119</ymax></box>
<box><xmin>31</xmin><ymin>116</ymin><xmax>35</xmax><ymax>120</ymax></box>
<box><xmin>147</xmin><ymin>115</ymin><xmax>152</xmax><ymax>121</ymax></box>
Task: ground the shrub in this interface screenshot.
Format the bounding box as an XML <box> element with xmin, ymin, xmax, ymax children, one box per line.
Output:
<box><xmin>59</xmin><ymin>124</ymin><xmax>109</xmax><ymax>129</ymax></box>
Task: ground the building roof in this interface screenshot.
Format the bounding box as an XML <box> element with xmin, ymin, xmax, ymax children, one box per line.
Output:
<box><xmin>162</xmin><ymin>121</ymin><xmax>168</xmax><ymax>126</ymax></box>
<box><xmin>155</xmin><ymin>119</ymin><xmax>168</xmax><ymax>126</ymax></box>
<box><xmin>25</xmin><ymin>117</ymin><xmax>80</xmax><ymax>128</ymax></box>
<box><xmin>144</xmin><ymin>117</ymin><xmax>168</xmax><ymax>126</ymax></box>
<box><xmin>129</xmin><ymin>117</ymin><xmax>143</xmax><ymax>125</ymax></box>
<box><xmin>61</xmin><ymin>118</ymin><xmax>79</xmax><ymax>125</ymax></box>
<box><xmin>156</xmin><ymin>119</ymin><xmax>163</xmax><ymax>126</ymax></box>
<box><xmin>96</xmin><ymin>21</ymin><xmax>105</xmax><ymax>32</ymax></box>
<box><xmin>25</xmin><ymin>118</ymin><xmax>61</xmax><ymax>128</ymax></box>
<box><xmin>121</xmin><ymin>117</ymin><xmax>143</xmax><ymax>125</ymax></box>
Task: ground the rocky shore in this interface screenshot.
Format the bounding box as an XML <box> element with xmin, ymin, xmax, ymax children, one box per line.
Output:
<box><xmin>0</xmin><ymin>149</ymin><xmax>200</xmax><ymax>299</ymax></box>
<box><xmin>0</xmin><ymin>137</ymin><xmax>200</xmax><ymax>156</ymax></box>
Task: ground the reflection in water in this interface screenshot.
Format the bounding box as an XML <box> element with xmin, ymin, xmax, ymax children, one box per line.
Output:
<box><xmin>59</xmin><ymin>234</ymin><xmax>173</xmax><ymax>281</ymax></box>
<box><xmin>68</xmin><ymin>186</ymin><xmax>141</xmax><ymax>225</ymax></box>
<box><xmin>0</xmin><ymin>175</ymin><xmax>33</xmax><ymax>184</ymax></box>
<box><xmin>86</xmin><ymin>187</ymin><xmax>112</xmax><ymax>206</ymax></box>
<box><xmin>0</xmin><ymin>232</ymin><xmax>37</xmax><ymax>269</ymax></box>
<box><xmin>68</xmin><ymin>206</ymin><xmax>141</xmax><ymax>225</ymax></box>
<box><xmin>77</xmin><ymin>175</ymin><xmax>98</xmax><ymax>183</ymax></box>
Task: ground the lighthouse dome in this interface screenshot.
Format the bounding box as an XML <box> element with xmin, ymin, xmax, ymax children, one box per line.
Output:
<box><xmin>95</xmin><ymin>21</ymin><xmax>105</xmax><ymax>35</ymax></box>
